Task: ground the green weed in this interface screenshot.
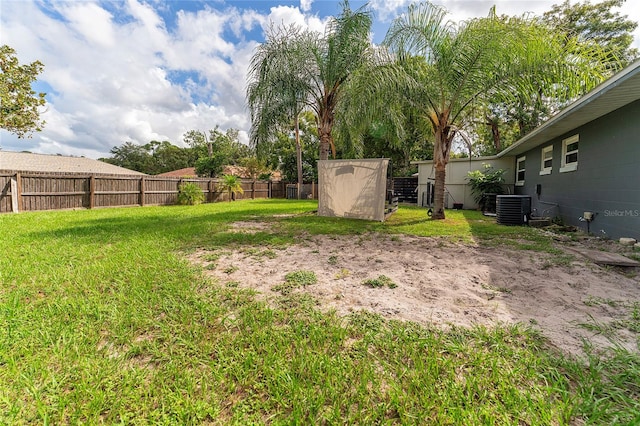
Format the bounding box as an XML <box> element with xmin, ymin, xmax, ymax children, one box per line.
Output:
<box><xmin>272</xmin><ymin>270</ymin><xmax>317</xmax><ymax>295</ymax></box>
<box><xmin>363</xmin><ymin>275</ymin><xmax>397</xmax><ymax>289</ymax></box>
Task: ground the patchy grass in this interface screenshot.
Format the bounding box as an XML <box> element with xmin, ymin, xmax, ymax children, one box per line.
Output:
<box><xmin>0</xmin><ymin>199</ymin><xmax>638</xmax><ymax>424</ymax></box>
<box><xmin>272</xmin><ymin>270</ymin><xmax>318</xmax><ymax>295</ymax></box>
<box><xmin>362</xmin><ymin>275</ymin><xmax>397</xmax><ymax>289</ymax></box>
<box><xmin>580</xmin><ymin>298</ymin><xmax>640</xmax><ymax>343</ymax></box>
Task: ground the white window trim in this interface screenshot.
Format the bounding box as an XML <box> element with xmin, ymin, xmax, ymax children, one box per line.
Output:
<box><xmin>540</xmin><ymin>145</ymin><xmax>553</xmax><ymax>175</ymax></box>
<box><xmin>515</xmin><ymin>156</ymin><xmax>526</xmax><ymax>186</ymax></box>
<box><xmin>560</xmin><ymin>134</ymin><xmax>579</xmax><ymax>173</ymax></box>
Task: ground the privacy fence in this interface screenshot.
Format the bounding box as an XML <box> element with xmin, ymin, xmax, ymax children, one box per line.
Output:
<box><xmin>0</xmin><ymin>171</ymin><xmax>288</xmax><ymax>214</ymax></box>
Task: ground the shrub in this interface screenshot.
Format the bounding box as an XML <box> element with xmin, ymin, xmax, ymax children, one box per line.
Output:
<box><xmin>467</xmin><ymin>164</ymin><xmax>506</xmax><ymax>210</ymax></box>
<box><xmin>177</xmin><ymin>182</ymin><xmax>205</xmax><ymax>205</ymax></box>
<box><xmin>218</xmin><ymin>174</ymin><xmax>244</xmax><ymax>202</ymax></box>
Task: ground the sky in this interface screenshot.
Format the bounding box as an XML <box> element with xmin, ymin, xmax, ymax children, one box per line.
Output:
<box><xmin>1</xmin><ymin>0</ymin><xmax>639</xmax><ymax>160</ymax></box>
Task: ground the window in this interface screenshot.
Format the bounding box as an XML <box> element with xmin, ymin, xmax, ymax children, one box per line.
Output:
<box><xmin>560</xmin><ymin>134</ymin><xmax>579</xmax><ymax>173</ymax></box>
<box><xmin>540</xmin><ymin>145</ymin><xmax>553</xmax><ymax>175</ymax></box>
<box><xmin>516</xmin><ymin>156</ymin><xmax>526</xmax><ymax>186</ymax></box>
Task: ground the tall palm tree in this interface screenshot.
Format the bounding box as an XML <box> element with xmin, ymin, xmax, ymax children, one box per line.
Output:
<box><xmin>378</xmin><ymin>2</ymin><xmax>609</xmax><ymax>219</ymax></box>
<box><xmin>247</xmin><ymin>1</ymin><xmax>374</xmax><ymax>163</ymax></box>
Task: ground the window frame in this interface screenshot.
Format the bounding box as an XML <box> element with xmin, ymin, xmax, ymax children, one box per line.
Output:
<box><xmin>539</xmin><ymin>145</ymin><xmax>553</xmax><ymax>175</ymax></box>
<box><xmin>560</xmin><ymin>134</ymin><xmax>579</xmax><ymax>173</ymax></box>
<box><xmin>515</xmin><ymin>156</ymin><xmax>526</xmax><ymax>186</ymax></box>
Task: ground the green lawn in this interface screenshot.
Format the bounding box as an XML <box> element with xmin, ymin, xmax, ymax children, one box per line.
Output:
<box><xmin>1</xmin><ymin>200</ymin><xmax>638</xmax><ymax>424</ymax></box>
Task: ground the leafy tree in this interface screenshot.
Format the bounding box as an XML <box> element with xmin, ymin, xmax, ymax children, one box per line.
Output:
<box><xmin>543</xmin><ymin>0</ymin><xmax>638</xmax><ymax>69</ymax></box>
<box><xmin>240</xmin><ymin>157</ymin><xmax>268</xmax><ymax>181</ymax></box>
<box><xmin>101</xmin><ymin>141</ymin><xmax>152</xmax><ymax>172</ymax></box>
<box><xmin>470</xmin><ymin>1</ymin><xmax>635</xmax><ymax>155</ymax></box>
<box><xmin>259</xmin><ymin>111</ymin><xmax>320</xmax><ymax>184</ymax></box>
<box><xmin>218</xmin><ymin>174</ymin><xmax>244</xmax><ymax>202</ymax></box>
<box><xmin>352</xmin><ymin>103</ymin><xmax>434</xmax><ymax>177</ymax></box>
<box><xmin>247</xmin><ymin>1</ymin><xmax>374</xmax><ymax>161</ymax></box>
<box><xmin>0</xmin><ymin>45</ymin><xmax>46</xmax><ymax>138</ymax></box>
<box><xmin>145</xmin><ymin>140</ymin><xmax>195</xmax><ymax>174</ymax></box>
<box><xmin>239</xmin><ymin>156</ymin><xmax>269</xmax><ymax>198</ymax></box>
<box><xmin>375</xmin><ymin>2</ymin><xmax>609</xmax><ymax>219</ymax></box>
<box><xmin>100</xmin><ymin>140</ymin><xmax>195</xmax><ymax>174</ymax></box>
<box><xmin>188</xmin><ymin>127</ymin><xmax>252</xmax><ymax>177</ymax></box>
<box><xmin>195</xmin><ymin>156</ymin><xmax>225</xmax><ymax>179</ymax></box>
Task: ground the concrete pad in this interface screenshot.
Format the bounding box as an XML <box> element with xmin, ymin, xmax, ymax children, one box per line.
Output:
<box><xmin>620</xmin><ymin>237</ymin><xmax>637</xmax><ymax>246</ymax></box>
<box><xmin>566</xmin><ymin>247</ymin><xmax>640</xmax><ymax>267</ymax></box>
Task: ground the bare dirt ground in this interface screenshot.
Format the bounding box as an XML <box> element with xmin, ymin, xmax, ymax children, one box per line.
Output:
<box><xmin>190</xmin><ymin>222</ymin><xmax>640</xmax><ymax>356</ymax></box>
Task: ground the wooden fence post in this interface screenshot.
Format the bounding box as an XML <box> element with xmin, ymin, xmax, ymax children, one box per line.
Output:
<box><xmin>208</xmin><ymin>179</ymin><xmax>214</xmax><ymax>203</ymax></box>
<box><xmin>10</xmin><ymin>173</ymin><xmax>20</xmax><ymax>212</ymax></box>
<box><xmin>89</xmin><ymin>175</ymin><xmax>96</xmax><ymax>209</ymax></box>
<box><xmin>252</xmin><ymin>180</ymin><xmax>255</xmax><ymax>199</ymax></box>
<box><xmin>140</xmin><ymin>176</ymin><xmax>145</xmax><ymax>207</ymax></box>
<box><xmin>16</xmin><ymin>172</ymin><xmax>23</xmax><ymax>212</ymax></box>
<box><xmin>268</xmin><ymin>181</ymin><xmax>271</xmax><ymax>199</ymax></box>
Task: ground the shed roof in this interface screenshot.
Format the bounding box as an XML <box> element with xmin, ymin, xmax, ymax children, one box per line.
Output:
<box><xmin>499</xmin><ymin>59</ymin><xmax>640</xmax><ymax>157</ymax></box>
<box><xmin>0</xmin><ymin>151</ymin><xmax>145</xmax><ymax>175</ymax></box>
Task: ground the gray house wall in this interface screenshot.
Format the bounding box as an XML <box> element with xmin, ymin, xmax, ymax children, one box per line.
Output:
<box><xmin>514</xmin><ymin>99</ymin><xmax>640</xmax><ymax>240</ymax></box>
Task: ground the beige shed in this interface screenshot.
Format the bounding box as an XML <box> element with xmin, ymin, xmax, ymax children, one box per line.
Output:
<box><xmin>317</xmin><ymin>159</ymin><xmax>394</xmax><ymax>222</ymax></box>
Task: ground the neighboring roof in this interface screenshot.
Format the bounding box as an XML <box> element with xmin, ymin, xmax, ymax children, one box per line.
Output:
<box><xmin>157</xmin><ymin>167</ymin><xmax>197</xmax><ymax>178</ymax></box>
<box><xmin>0</xmin><ymin>151</ymin><xmax>145</xmax><ymax>175</ymax></box>
<box><xmin>499</xmin><ymin>59</ymin><xmax>640</xmax><ymax>157</ymax></box>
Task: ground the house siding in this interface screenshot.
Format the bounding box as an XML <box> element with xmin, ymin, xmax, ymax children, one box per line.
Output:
<box><xmin>515</xmin><ymin>99</ymin><xmax>640</xmax><ymax>240</ymax></box>
<box><xmin>415</xmin><ymin>157</ymin><xmax>515</xmax><ymax>209</ymax></box>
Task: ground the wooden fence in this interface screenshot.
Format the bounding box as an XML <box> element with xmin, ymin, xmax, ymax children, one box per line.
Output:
<box><xmin>0</xmin><ymin>171</ymin><xmax>287</xmax><ymax>214</ymax></box>
<box><xmin>392</xmin><ymin>177</ymin><xmax>418</xmax><ymax>204</ymax></box>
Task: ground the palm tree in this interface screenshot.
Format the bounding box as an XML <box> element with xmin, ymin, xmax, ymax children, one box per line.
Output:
<box><xmin>377</xmin><ymin>2</ymin><xmax>609</xmax><ymax>219</ymax></box>
<box><xmin>247</xmin><ymin>1</ymin><xmax>374</xmax><ymax>163</ymax></box>
<box><xmin>218</xmin><ymin>174</ymin><xmax>244</xmax><ymax>202</ymax></box>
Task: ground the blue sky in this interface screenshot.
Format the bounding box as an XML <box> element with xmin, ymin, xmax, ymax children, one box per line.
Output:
<box><xmin>1</xmin><ymin>0</ymin><xmax>638</xmax><ymax>160</ymax></box>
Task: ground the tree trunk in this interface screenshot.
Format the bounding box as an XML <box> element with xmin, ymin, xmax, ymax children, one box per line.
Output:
<box><xmin>485</xmin><ymin>115</ymin><xmax>501</xmax><ymax>152</ymax></box>
<box><xmin>295</xmin><ymin>117</ymin><xmax>303</xmax><ymax>199</ymax></box>
<box><xmin>318</xmin><ymin>129</ymin><xmax>332</xmax><ymax>161</ymax></box>
<box><xmin>318</xmin><ymin>98</ymin><xmax>335</xmax><ymax>161</ymax></box>
<box><xmin>431</xmin><ymin>115</ymin><xmax>454</xmax><ymax>220</ymax></box>
<box><xmin>433</xmin><ymin>165</ymin><xmax>447</xmax><ymax>219</ymax></box>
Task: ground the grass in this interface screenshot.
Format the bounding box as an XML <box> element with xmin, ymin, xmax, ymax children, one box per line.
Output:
<box><xmin>362</xmin><ymin>275</ymin><xmax>397</xmax><ymax>289</ymax></box>
<box><xmin>0</xmin><ymin>199</ymin><xmax>638</xmax><ymax>424</ymax></box>
<box><xmin>272</xmin><ymin>270</ymin><xmax>318</xmax><ymax>295</ymax></box>
<box><xmin>580</xmin><ymin>298</ymin><xmax>640</xmax><ymax>343</ymax></box>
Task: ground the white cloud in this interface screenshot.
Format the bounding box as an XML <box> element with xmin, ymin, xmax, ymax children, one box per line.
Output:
<box><xmin>61</xmin><ymin>3</ymin><xmax>117</xmax><ymax>48</ymax></box>
<box><xmin>0</xmin><ymin>0</ymin><xmax>262</xmax><ymax>157</ymax></box>
<box><xmin>264</xmin><ymin>5</ymin><xmax>327</xmax><ymax>35</ymax></box>
<box><xmin>300</xmin><ymin>0</ymin><xmax>313</xmax><ymax>13</ymax></box>
<box><xmin>369</xmin><ymin>0</ymin><xmax>412</xmax><ymax>21</ymax></box>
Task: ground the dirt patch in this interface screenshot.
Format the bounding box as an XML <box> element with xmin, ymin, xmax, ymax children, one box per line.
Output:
<box><xmin>228</xmin><ymin>221</ymin><xmax>272</xmax><ymax>233</ymax></box>
<box><xmin>190</xmin><ymin>228</ymin><xmax>640</xmax><ymax>356</ymax></box>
